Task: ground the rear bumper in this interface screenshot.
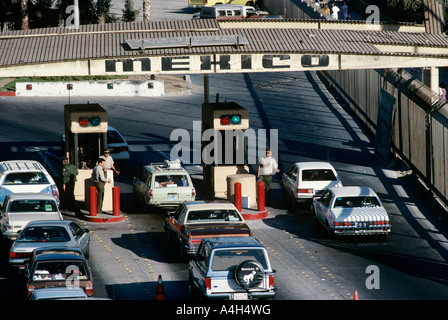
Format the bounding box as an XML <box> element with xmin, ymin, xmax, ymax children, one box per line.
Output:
<box><xmin>206</xmin><ymin>290</ymin><xmax>276</xmax><ymax>300</ymax></box>
<box><xmin>333</xmin><ymin>227</ymin><xmax>391</xmax><ymax>235</ymax></box>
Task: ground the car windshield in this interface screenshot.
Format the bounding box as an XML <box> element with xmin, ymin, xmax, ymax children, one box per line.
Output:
<box><xmin>211</xmin><ymin>249</ymin><xmax>267</xmax><ymax>271</ymax></box>
<box><xmin>333</xmin><ymin>196</ymin><xmax>380</xmax><ymax>208</ymax></box>
<box><xmin>186</xmin><ymin>209</ymin><xmax>242</xmax><ymax>223</ymax></box>
<box><xmin>302</xmin><ymin>169</ymin><xmax>337</xmax><ymax>181</ymax></box>
<box><xmin>17</xmin><ymin>226</ymin><xmax>70</xmax><ymax>242</ymax></box>
<box><xmin>9</xmin><ymin>200</ymin><xmax>57</xmax><ymax>213</ymax></box>
<box><xmin>155</xmin><ymin>174</ymin><xmax>189</xmax><ymax>187</ymax></box>
<box><xmin>4</xmin><ymin>172</ymin><xmax>49</xmax><ymax>185</ymax></box>
<box><xmin>32</xmin><ymin>260</ymin><xmax>88</xmax><ymax>281</ymax></box>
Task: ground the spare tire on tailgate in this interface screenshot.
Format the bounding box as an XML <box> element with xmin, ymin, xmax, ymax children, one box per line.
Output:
<box><xmin>234</xmin><ymin>260</ymin><xmax>264</xmax><ymax>290</ymax></box>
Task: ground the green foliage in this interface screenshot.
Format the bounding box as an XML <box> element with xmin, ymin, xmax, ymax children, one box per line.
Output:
<box><xmin>122</xmin><ymin>0</ymin><xmax>141</xmax><ymax>22</ymax></box>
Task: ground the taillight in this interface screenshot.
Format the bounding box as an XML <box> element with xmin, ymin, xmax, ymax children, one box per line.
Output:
<box><xmin>122</xmin><ymin>146</ymin><xmax>128</xmax><ymax>152</ymax></box>
<box><xmin>10</xmin><ymin>252</ymin><xmax>32</xmax><ymax>259</ymax></box>
<box><xmin>28</xmin><ymin>285</ymin><xmax>34</xmax><ymax>293</ymax></box>
<box><xmin>269</xmin><ymin>274</ymin><xmax>274</xmax><ymax>289</ymax></box>
<box><xmin>53</xmin><ymin>185</ymin><xmax>59</xmax><ymax>198</ymax></box>
<box><xmin>205</xmin><ymin>277</ymin><xmax>211</xmax><ymax>291</ymax></box>
<box><xmin>297</xmin><ymin>188</ymin><xmax>313</xmax><ymax>194</ymax></box>
<box><xmin>149</xmin><ymin>189</ymin><xmax>153</xmax><ymax>198</ymax></box>
<box><xmin>86</xmin><ymin>282</ymin><xmax>93</xmax><ymax>296</ymax></box>
<box><xmin>192</xmin><ymin>188</ymin><xmax>196</xmax><ymax>197</ymax></box>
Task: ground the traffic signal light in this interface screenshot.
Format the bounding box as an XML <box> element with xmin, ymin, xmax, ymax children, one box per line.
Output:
<box><xmin>202</xmin><ymin>102</ymin><xmax>248</xmax><ymax>130</ymax></box>
<box><xmin>220</xmin><ymin>114</ymin><xmax>242</xmax><ymax>126</ymax></box>
<box><xmin>79</xmin><ymin>116</ymin><xmax>101</xmax><ymax>128</ymax></box>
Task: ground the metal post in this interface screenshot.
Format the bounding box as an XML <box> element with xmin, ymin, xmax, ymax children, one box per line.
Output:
<box><xmin>89</xmin><ymin>186</ymin><xmax>97</xmax><ymax>216</ymax></box>
<box><xmin>204</xmin><ymin>73</ymin><xmax>209</xmax><ymax>104</ymax></box>
<box><xmin>257</xmin><ymin>181</ymin><xmax>265</xmax><ymax>212</ymax></box>
<box><xmin>113</xmin><ymin>186</ymin><xmax>120</xmax><ymax>216</ymax></box>
<box><xmin>234</xmin><ymin>182</ymin><xmax>242</xmax><ymax>212</ymax></box>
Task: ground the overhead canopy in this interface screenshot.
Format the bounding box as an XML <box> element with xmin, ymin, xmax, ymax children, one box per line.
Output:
<box><xmin>1</xmin><ymin>19</ymin><xmax>448</xmax><ymax>76</ymax></box>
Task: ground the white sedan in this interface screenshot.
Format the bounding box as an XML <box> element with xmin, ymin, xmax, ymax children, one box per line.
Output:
<box><xmin>313</xmin><ymin>186</ymin><xmax>391</xmax><ymax>237</ymax></box>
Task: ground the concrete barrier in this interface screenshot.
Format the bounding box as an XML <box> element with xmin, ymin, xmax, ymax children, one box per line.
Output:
<box><xmin>15</xmin><ymin>79</ymin><xmax>164</xmax><ymax>97</ymax></box>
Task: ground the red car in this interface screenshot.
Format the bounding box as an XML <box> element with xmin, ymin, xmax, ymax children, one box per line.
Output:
<box><xmin>165</xmin><ymin>201</ymin><xmax>252</xmax><ymax>258</ymax></box>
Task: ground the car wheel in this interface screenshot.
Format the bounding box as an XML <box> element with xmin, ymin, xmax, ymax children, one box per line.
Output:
<box><xmin>234</xmin><ymin>260</ymin><xmax>264</xmax><ymax>290</ymax></box>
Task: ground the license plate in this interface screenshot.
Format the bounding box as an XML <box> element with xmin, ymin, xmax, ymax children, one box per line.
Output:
<box><xmin>356</xmin><ymin>222</ymin><xmax>367</xmax><ymax>228</ymax></box>
<box><xmin>167</xmin><ymin>193</ymin><xmax>178</xmax><ymax>200</ymax></box>
<box><xmin>233</xmin><ymin>292</ymin><xmax>248</xmax><ymax>300</ymax></box>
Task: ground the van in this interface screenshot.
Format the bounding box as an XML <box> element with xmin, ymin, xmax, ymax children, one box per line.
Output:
<box><xmin>0</xmin><ymin>160</ymin><xmax>59</xmax><ymax>206</ymax></box>
<box><xmin>193</xmin><ymin>5</ymin><xmax>260</xmax><ymax>19</ymax></box>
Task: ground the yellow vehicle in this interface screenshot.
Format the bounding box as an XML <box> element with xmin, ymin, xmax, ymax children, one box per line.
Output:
<box><xmin>188</xmin><ymin>0</ymin><xmax>256</xmax><ymax>9</ymax></box>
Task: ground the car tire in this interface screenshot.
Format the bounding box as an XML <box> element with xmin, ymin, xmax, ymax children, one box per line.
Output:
<box><xmin>234</xmin><ymin>260</ymin><xmax>265</xmax><ymax>290</ymax></box>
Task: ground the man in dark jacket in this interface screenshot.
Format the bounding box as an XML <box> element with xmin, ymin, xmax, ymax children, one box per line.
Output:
<box><xmin>61</xmin><ymin>157</ymin><xmax>82</xmax><ymax>215</ymax></box>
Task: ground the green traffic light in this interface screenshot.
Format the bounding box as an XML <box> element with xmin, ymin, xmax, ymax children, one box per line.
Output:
<box><xmin>231</xmin><ymin>115</ymin><xmax>241</xmax><ymax>124</ymax></box>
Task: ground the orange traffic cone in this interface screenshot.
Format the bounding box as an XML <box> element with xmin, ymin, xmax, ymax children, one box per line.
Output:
<box><xmin>354</xmin><ymin>291</ymin><xmax>359</xmax><ymax>300</ymax></box>
<box><xmin>155</xmin><ymin>275</ymin><xmax>165</xmax><ymax>300</ymax></box>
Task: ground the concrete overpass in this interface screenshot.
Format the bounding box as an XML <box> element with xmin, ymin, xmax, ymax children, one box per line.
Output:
<box><xmin>1</xmin><ymin>19</ymin><xmax>448</xmax><ymax>78</ymax></box>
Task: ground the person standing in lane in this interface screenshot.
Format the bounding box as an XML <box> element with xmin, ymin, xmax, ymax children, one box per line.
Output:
<box><xmin>257</xmin><ymin>148</ymin><xmax>280</xmax><ymax>206</ymax></box>
<box><xmin>100</xmin><ymin>149</ymin><xmax>120</xmax><ymax>176</ymax></box>
<box><xmin>61</xmin><ymin>157</ymin><xmax>82</xmax><ymax>215</ymax></box>
<box><xmin>91</xmin><ymin>158</ymin><xmax>111</xmax><ymax>213</ymax></box>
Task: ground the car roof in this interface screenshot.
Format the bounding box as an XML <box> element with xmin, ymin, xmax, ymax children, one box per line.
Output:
<box><xmin>24</xmin><ymin>220</ymin><xmax>71</xmax><ymax>228</ymax></box>
<box><xmin>204</xmin><ymin>236</ymin><xmax>263</xmax><ymax>249</ymax></box>
<box><xmin>0</xmin><ymin>160</ymin><xmax>45</xmax><ymax>173</ymax></box>
<box><xmin>183</xmin><ymin>201</ymin><xmax>238</xmax><ymax>210</ymax></box>
<box><xmin>329</xmin><ymin>186</ymin><xmax>377</xmax><ymax>197</ymax></box>
<box><xmin>6</xmin><ymin>193</ymin><xmax>56</xmax><ymax>200</ymax></box>
<box><xmin>294</xmin><ymin>162</ymin><xmax>337</xmax><ymax>170</ymax></box>
<box><xmin>30</xmin><ymin>287</ymin><xmax>88</xmax><ymax>299</ymax></box>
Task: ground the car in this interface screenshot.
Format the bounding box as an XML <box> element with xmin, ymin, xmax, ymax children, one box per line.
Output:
<box><xmin>313</xmin><ymin>186</ymin><xmax>392</xmax><ymax>237</ymax></box>
<box><xmin>26</xmin><ymin>287</ymin><xmax>88</xmax><ymax>300</ymax></box>
<box><xmin>0</xmin><ymin>160</ymin><xmax>59</xmax><ymax>206</ymax></box>
<box><xmin>282</xmin><ymin>161</ymin><xmax>342</xmax><ymax>209</ymax></box>
<box><xmin>25</xmin><ymin>247</ymin><xmax>93</xmax><ymax>297</ymax></box>
<box><xmin>61</xmin><ymin>126</ymin><xmax>129</xmax><ymax>163</ymax></box>
<box><xmin>0</xmin><ymin>193</ymin><xmax>63</xmax><ymax>244</ymax></box>
<box><xmin>189</xmin><ymin>236</ymin><xmax>276</xmax><ymax>300</ymax></box>
<box><xmin>106</xmin><ymin>126</ymin><xmax>130</xmax><ymax>162</ymax></box>
<box><xmin>9</xmin><ymin>220</ymin><xmax>90</xmax><ymax>274</ymax></box>
<box><xmin>165</xmin><ymin>201</ymin><xmax>252</xmax><ymax>258</ymax></box>
<box><xmin>192</xmin><ymin>4</ymin><xmax>263</xmax><ymax>20</ymax></box>
<box><xmin>133</xmin><ymin>159</ymin><xmax>196</xmax><ymax>212</ymax></box>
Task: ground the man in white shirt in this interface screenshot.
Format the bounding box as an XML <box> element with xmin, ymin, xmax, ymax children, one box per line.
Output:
<box><xmin>257</xmin><ymin>149</ymin><xmax>280</xmax><ymax>206</ymax></box>
<box><xmin>100</xmin><ymin>149</ymin><xmax>120</xmax><ymax>176</ymax></box>
<box><xmin>91</xmin><ymin>158</ymin><xmax>111</xmax><ymax>213</ymax></box>
<box><xmin>331</xmin><ymin>2</ymin><xmax>340</xmax><ymax>20</ymax></box>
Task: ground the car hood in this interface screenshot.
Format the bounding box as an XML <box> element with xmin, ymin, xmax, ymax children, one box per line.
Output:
<box><xmin>12</xmin><ymin>241</ymin><xmax>75</xmax><ymax>253</ymax></box>
<box><xmin>185</xmin><ymin>223</ymin><xmax>251</xmax><ymax>236</ymax></box>
<box><xmin>331</xmin><ymin>208</ymin><xmax>389</xmax><ymax>221</ymax></box>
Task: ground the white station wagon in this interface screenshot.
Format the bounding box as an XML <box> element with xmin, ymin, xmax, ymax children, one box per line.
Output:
<box><xmin>313</xmin><ymin>186</ymin><xmax>391</xmax><ymax>237</ymax></box>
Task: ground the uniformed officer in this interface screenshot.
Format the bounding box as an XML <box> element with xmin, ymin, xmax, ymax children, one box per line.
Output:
<box><xmin>61</xmin><ymin>157</ymin><xmax>82</xmax><ymax>215</ymax></box>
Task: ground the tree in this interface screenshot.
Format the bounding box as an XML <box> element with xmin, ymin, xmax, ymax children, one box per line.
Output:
<box><xmin>122</xmin><ymin>0</ymin><xmax>140</xmax><ymax>22</ymax></box>
<box><xmin>143</xmin><ymin>0</ymin><xmax>150</xmax><ymax>21</ymax></box>
<box><xmin>21</xmin><ymin>0</ymin><xmax>29</xmax><ymax>30</ymax></box>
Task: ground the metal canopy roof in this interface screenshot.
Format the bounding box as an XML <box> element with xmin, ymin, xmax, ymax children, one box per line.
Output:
<box><xmin>1</xmin><ymin>18</ymin><xmax>448</xmax><ymax>77</ymax></box>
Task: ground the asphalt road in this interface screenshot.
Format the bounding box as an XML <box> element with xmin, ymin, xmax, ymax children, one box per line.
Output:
<box><xmin>1</xmin><ymin>71</ymin><xmax>448</xmax><ymax>304</ymax></box>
